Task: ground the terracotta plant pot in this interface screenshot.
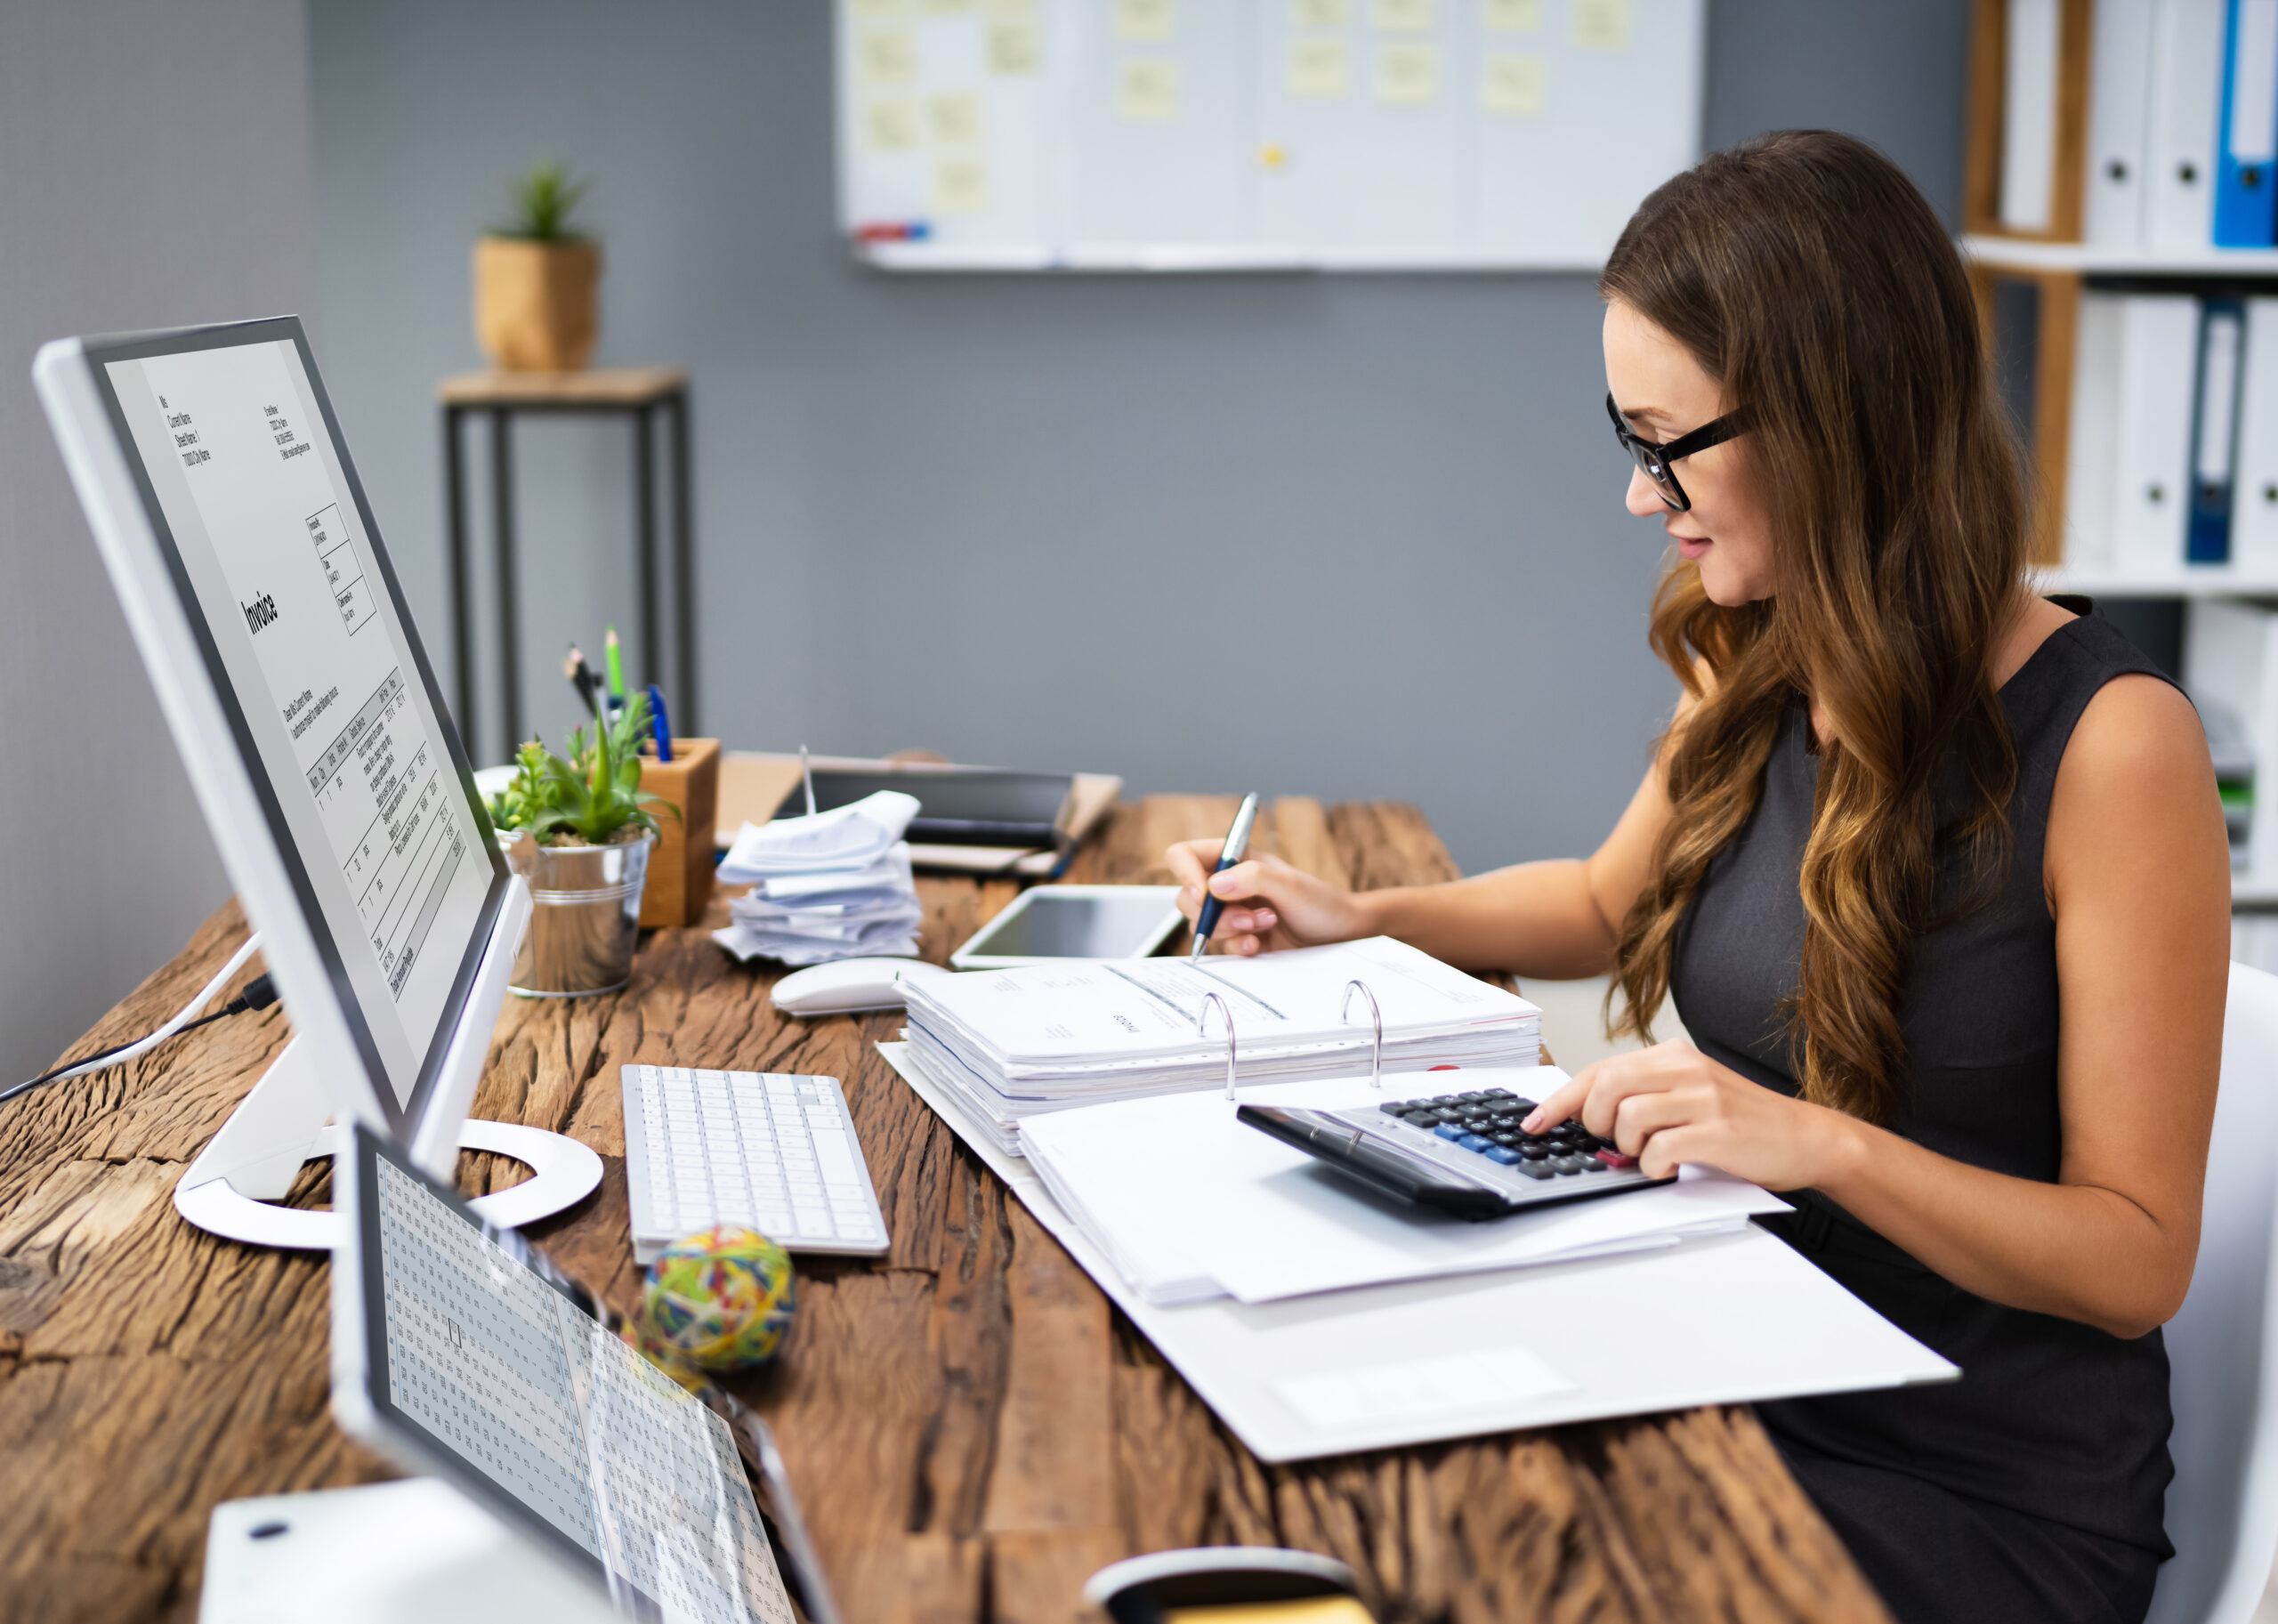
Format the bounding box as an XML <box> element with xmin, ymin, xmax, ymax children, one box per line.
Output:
<box><xmin>473</xmin><ymin>237</ymin><xmax>602</xmax><ymax>371</ymax></box>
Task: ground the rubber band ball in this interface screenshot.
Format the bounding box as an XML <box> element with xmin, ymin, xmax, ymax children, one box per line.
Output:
<box><xmin>631</xmin><ymin>1225</ymin><xmax>796</xmax><ymax>1379</ymax></box>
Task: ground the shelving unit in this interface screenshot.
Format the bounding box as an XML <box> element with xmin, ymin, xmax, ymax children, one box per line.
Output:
<box><xmin>1964</xmin><ymin>0</ymin><xmax>2278</xmax><ymax>913</ymax></box>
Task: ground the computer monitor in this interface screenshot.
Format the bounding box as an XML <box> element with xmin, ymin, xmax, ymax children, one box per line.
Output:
<box><xmin>34</xmin><ymin>316</ymin><xmax>595</xmax><ymax>1248</ymax></box>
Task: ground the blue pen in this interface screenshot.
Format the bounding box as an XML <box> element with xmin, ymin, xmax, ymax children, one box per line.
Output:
<box><xmin>647</xmin><ymin>683</ymin><xmax>673</xmax><ymax>763</ymax></box>
<box><xmin>1190</xmin><ymin>793</ymin><xmax>1261</xmax><ymax>963</ymax></box>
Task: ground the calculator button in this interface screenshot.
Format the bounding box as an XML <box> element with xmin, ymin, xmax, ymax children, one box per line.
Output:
<box><xmin>1434</xmin><ymin>1123</ymin><xmax>1467</xmax><ymax>1142</ymax></box>
<box><xmin>1377</xmin><ymin>1102</ymin><xmax>1410</xmax><ymax>1115</ymax></box>
<box><xmin>1516</xmin><ymin>1160</ymin><xmax>1554</xmax><ymax>1180</ymax></box>
<box><xmin>1596</xmin><ymin>1151</ymin><xmax>1638</xmax><ymax>1169</ymax></box>
<box><xmin>1485</xmin><ymin>1145</ymin><xmax>1523</xmax><ymax>1165</ymax></box>
<box><xmin>1519</xmin><ymin>1143</ymin><xmax>1550</xmax><ymax>1159</ymax></box>
<box><xmin>1458</xmin><ymin>1134</ymin><xmax>1494</xmax><ymax>1152</ymax></box>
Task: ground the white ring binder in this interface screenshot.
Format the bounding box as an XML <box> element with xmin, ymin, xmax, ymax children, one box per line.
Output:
<box><xmin>1199</xmin><ymin>991</ymin><xmax>1239</xmax><ymax>1101</ymax></box>
<box><xmin>1342</xmin><ymin>979</ymin><xmax>1384</xmax><ymax>1089</ymax></box>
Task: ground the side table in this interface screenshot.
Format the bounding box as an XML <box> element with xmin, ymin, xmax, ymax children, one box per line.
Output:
<box><xmin>439</xmin><ymin>367</ymin><xmax>693</xmax><ymax>762</ymax></box>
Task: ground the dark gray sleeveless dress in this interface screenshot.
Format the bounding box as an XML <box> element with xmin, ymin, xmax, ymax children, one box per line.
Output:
<box><xmin>1668</xmin><ymin>608</ymin><xmax>2177</xmax><ymax>1624</ymax></box>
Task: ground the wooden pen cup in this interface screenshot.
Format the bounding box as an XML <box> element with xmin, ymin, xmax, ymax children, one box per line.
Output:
<box><xmin>635</xmin><ymin>737</ymin><xmax>719</xmax><ymax>928</ymax></box>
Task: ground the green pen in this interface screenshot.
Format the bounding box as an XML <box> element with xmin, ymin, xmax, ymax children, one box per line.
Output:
<box><xmin>603</xmin><ymin>626</ymin><xmax>627</xmax><ymax>730</ymax></box>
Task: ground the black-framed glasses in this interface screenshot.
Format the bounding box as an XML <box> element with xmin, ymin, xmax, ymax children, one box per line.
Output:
<box><xmin>1605</xmin><ymin>393</ymin><xmax>1752</xmax><ymax>512</ymax></box>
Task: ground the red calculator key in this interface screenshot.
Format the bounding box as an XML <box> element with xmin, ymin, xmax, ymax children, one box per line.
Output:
<box><xmin>1595</xmin><ymin>1151</ymin><xmax>1638</xmax><ymax>1169</ymax></box>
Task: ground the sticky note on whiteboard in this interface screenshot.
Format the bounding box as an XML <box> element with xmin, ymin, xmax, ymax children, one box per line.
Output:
<box><xmin>1371</xmin><ymin>0</ymin><xmax>1434</xmax><ymax>30</ymax></box>
<box><xmin>864</xmin><ymin>99</ymin><xmax>924</xmax><ymax>152</ymax></box>
<box><xmin>1114</xmin><ymin>0</ymin><xmax>1177</xmax><ymax>40</ymax></box>
<box><xmin>1482</xmin><ymin>53</ymin><xmax>1547</xmax><ymax>117</ymax></box>
<box><xmin>857</xmin><ymin>28</ymin><xmax>918</xmax><ymax>85</ymax></box>
<box><xmin>1571</xmin><ymin>0</ymin><xmax>1632</xmax><ymax>51</ymax></box>
<box><xmin>1288</xmin><ymin>37</ymin><xmax>1352</xmax><ymax>100</ymax></box>
<box><xmin>1273</xmin><ymin>1345</ymin><xmax>1575</xmax><ymax>1430</ymax></box>
<box><xmin>929</xmin><ymin>92</ymin><xmax>987</xmax><ymax>146</ymax></box>
<box><xmin>1117</xmin><ymin>57</ymin><xmax>1183</xmax><ymax>121</ymax></box>
<box><xmin>1374</xmin><ymin>41</ymin><xmax>1439</xmax><ymax>105</ymax></box>
<box><xmin>1483</xmin><ymin>0</ymin><xmax>1542</xmax><ymax>30</ymax></box>
<box><xmin>987</xmin><ymin>20</ymin><xmax>1042</xmax><ymax>74</ymax></box>
<box><xmin>1292</xmin><ymin>0</ymin><xmax>1353</xmax><ymax>25</ymax></box>
<box><xmin>935</xmin><ymin>155</ymin><xmax>992</xmax><ymax>214</ymax></box>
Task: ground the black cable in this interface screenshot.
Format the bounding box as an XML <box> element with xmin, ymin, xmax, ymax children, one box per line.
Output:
<box><xmin>0</xmin><ymin>974</ymin><xmax>278</xmax><ymax>1109</ymax></box>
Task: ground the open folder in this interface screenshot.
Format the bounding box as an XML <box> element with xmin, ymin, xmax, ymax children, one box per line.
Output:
<box><xmin>1017</xmin><ymin>1068</ymin><xmax>1790</xmax><ymax>1306</ymax></box>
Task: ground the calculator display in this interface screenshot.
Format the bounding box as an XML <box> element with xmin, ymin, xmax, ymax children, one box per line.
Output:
<box><xmin>366</xmin><ymin>1151</ymin><xmax>795</xmax><ymax>1622</ymax></box>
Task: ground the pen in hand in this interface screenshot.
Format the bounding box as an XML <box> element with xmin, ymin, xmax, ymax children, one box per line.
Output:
<box><xmin>1190</xmin><ymin>793</ymin><xmax>1262</xmax><ymax>963</ymax></box>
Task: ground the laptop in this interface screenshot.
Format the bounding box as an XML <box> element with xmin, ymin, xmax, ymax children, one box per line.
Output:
<box><xmin>329</xmin><ymin>1121</ymin><xmax>837</xmax><ymax>1624</ymax></box>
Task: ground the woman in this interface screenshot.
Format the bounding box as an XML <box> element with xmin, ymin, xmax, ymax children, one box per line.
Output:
<box><xmin>1167</xmin><ymin>131</ymin><xmax>2229</xmax><ymax>1624</ymax></box>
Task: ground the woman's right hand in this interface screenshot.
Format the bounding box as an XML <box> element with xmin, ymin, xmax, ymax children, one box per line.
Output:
<box><xmin>1164</xmin><ymin>840</ymin><xmax>1377</xmax><ymax>957</ymax></box>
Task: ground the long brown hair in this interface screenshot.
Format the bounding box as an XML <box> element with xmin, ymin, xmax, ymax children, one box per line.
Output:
<box><xmin>1600</xmin><ymin>131</ymin><xmax>2026</xmax><ymax>1125</ymax></box>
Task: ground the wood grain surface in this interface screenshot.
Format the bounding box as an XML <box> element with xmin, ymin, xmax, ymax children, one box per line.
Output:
<box><xmin>0</xmin><ymin>797</ymin><xmax>1890</xmax><ymax>1624</ymax></box>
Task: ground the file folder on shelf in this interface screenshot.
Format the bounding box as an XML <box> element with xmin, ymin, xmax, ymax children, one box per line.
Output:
<box><xmin>2217</xmin><ymin>0</ymin><xmax>2278</xmax><ymax>245</ymax></box>
<box><xmin>2233</xmin><ymin>297</ymin><xmax>2278</xmax><ymax>570</ymax></box>
<box><xmin>2000</xmin><ymin>0</ymin><xmax>2064</xmax><ymax>231</ymax></box>
<box><xmin>2149</xmin><ymin>0</ymin><xmax>2230</xmax><ymax>250</ymax></box>
<box><xmin>2087</xmin><ymin>0</ymin><xmax>2159</xmax><ymax>246</ymax></box>
<box><xmin>2111</xmin><ymin>294</ymin><xmax>2201</xmax><ymax>570</ymax></box>
<box><xmin>2191</xmin><ymin>300</ymin><xmax>2249</xmax><ymax>563</ymax></box>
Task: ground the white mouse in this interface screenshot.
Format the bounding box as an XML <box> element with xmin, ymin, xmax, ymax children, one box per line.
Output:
<box><xmin>771</xmin><ymin>957</ymin><xmax>952</xmax><ymax>1017</ymax></box>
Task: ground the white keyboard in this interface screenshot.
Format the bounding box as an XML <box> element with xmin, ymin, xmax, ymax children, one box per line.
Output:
<box><xmin>621</xmin><ymin>1066</ymin><xmax>890</xmax><ymax>1263</ymax></box>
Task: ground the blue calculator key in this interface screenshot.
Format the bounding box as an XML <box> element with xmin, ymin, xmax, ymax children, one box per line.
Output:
<box><xmin>1485</xmin><ymin>1145</ymin><xmax>1523</xmax><ymax>1164</ymax></box>
<box><xmin>1458</xmin><ymin>1134</ymin><xmax>1493</xmax><ymax>1152</ymax></box>
<box><xmin>1434</xmin><ymin>1123</ymin><xmax>1467</xmax><ymax>1142</ymax></box>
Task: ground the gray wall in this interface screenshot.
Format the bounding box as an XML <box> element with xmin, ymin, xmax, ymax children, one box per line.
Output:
<box><xmin>0</xmin><ymin>1</ymin><xmax>318</xmax><ymax>1087</ymax></box>
<box><xmin>305</xmin><ymin>3</ymin><xmax>1968</xmax><ymax>881</ymax></box>
<box><xmin>305</xmin><ymin>3</ymin><xmax>1971</xmax><ymax>882</ymax></box>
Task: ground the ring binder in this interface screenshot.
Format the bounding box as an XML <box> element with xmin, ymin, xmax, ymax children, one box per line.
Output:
<box><xmin>1199</xmin><ymin>992</ymin><xmax>1239</xmax><ymax>1102</ymax></box>
<box><xmin>1342</xmin><ymin>979</ymin><xmax>1384</xmax><ymax>1089</ymax></box>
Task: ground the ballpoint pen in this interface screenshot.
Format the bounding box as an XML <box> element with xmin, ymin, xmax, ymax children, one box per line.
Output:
<box><xmin>647</xmin><ymin>683</ymin><xmax>673</xmax><ymax>762</ymax></box>
<box><xmin>1189</xmin><ymin>792</ymin><xmax>1261</xmax><ymax>963</ymax></box>
<box><xmin>801</xmin><ymin>743</ymin><xmax>818</xmax><ymax>817</ymax></box>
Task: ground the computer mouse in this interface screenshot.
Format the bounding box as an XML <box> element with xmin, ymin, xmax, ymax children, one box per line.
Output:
<box><xmin>770</xmin><ymin>957</ymin><xmax>952</xmax><ymax>1017</ymax></box>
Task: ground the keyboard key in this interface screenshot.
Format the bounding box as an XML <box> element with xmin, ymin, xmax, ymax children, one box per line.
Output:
<box><xmin>1433</xmin><ymin>1123</ymin><xmax>1466</xmax><ymax>1142</ymax></box>
<box><xmin>1458</xmin><ymin>1134</ymin><xmax>1494</xmax><ymax>1152</ymax></box>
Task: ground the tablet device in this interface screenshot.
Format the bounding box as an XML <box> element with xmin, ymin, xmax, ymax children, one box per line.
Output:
<box><xmin>331</xmin><ymin>1122</ymin><xmax>831</xmax><ymax>1624</ymax></box>
<box><xmin>949</xmin><ymin>885</ymin><xmax>1185</xmax><ymax>970</ymax></box>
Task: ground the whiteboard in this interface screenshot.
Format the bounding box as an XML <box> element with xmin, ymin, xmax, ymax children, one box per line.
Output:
<box><xmin>834</xmin><ymin>0</ymin><xmax>1705</xmax><ymax>271</ymax></box>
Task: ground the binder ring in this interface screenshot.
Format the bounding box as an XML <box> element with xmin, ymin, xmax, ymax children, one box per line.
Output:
<box><xmin>1342</xmin><ymin>979</ymin><xmax>1383</xmax><ymax>1089</ymax></box>
<box><xmin>1199</xmin><ymin>991</ymin><xmax>1239</xmax><ymax>1101</ymax></box>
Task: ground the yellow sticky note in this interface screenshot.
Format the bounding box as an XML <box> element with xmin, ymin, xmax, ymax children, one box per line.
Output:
<box><xmin>1116</xmin><ymin>56</ymin><xmax>1183</xmax><ymax>120</ymax></box>
<box><xmin>919</xmin><ymin>0</ymin><xmax>978</xmax><ymax>12</ymax></box>
<box><xmin>1571</xmin><ymin>0</ymin><xmax>1631</xmax><ymax>50</ymax></box>
<box><xmin>1374</xmin><ymin>41</ymin><xmax>1438</xmax><ymax>103</ymax></box>
<box><xmin>858</xmin><ymin>28</ymin><xmax>918</xmax><ymax>85</ymax></box>
<box><xmin>1481</xmin><ymin>52</ymin><xmax>1546</xmax><ymax>116</ymax></box>
<box><xmin>1292</xmin><ymin>0</ymin><xmax>1353</xmax><ymax>25</ymax></box>
<box><xmin>1114</xmin><ymin>0</ymin><xmax>1177</xmax><ymax>41</ymax></box>
<box><xmin>983</xmin><ymin>0</ymin><xmax>1040</xmax><ymax>12</ymax></box>
<box><xmin>1482</xmin><ymin>0</ymin><xmax>1541</xmax><ymax>31</ymax></box>
<box><xmin>864</xmin><ymin>98</ymin><xmax>924</xmax><ymax>151</ymax></box>
<box><xmin>935</xmin><ymin>154</ymin><xmax>991</xmax><ymax>214</ymax></box>
<box><xmin>1372</xmin><ymin>0</ymin><xmax>1433</xmax><ymax>30</ymax></box>
<box><xmin>929</xmin><ymin>91</ymin><xmax>987</xmax><ymax>146</ymax></box>
<box><xmin>1288</xmin><ymin>37</ymin><xmax>1352</xmax><ymax>98</ymax></box>
<box><xmin>988</xmin><ymin>19</ymin><xmax>1043</xmax><ymax>72</ymax></box>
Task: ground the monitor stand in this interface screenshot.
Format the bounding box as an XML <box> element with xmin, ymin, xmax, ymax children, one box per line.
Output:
<box><xmin>172</xmin><ymin>877</ymin><xmax>602</xmax><ymax>1249</ymax></box>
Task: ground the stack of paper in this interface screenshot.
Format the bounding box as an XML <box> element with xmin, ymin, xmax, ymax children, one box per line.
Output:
<box><xmin>899</xmin><ymin>936</ymin><xmax>1541</xmax><ymax>1154</ymax></box>
<box><xmin>712</xmin><ymin>791</ymin><xmax>925</xmax><ymax>966</ymax></box>
<box><xmin>1014</xmin><ymin>1067</ymin><xmax>1790</xmax><ymax>1306</ymax></box>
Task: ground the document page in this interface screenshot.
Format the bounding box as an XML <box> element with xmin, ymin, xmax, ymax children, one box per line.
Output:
<box><xmin>917</xmin><ymin>936</ymin><xmax>1533</xmax><ymax>1065</ymax></box>
<box><xmin>106</xmin><ymin>337</ymin><xmax>493</xmax><ymax>1104</ymax></box>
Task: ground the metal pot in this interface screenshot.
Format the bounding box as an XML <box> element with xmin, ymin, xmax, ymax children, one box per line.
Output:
<box><xmin>505</xmin><ymin>829</ymin><xmax>654</xmax><ymax>997</ymax></box>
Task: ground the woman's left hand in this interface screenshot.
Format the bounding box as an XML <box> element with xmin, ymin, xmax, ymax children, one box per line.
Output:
<box><xmin>1522</xmin><ymin>1041</ymin><xmax>1858</xmax><ymax>1190</ymax></box>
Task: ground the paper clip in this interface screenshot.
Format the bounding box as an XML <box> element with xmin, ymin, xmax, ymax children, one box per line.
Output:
<box><xmin>1199</xmin><ymin>991</ymin><xmax>1239</xmax><ymax>1101</ymax></box>
<box><xmin>1342</xmin><ymin>979</ymin><xmax>1383</xmax><ymax>1089</ymax></box>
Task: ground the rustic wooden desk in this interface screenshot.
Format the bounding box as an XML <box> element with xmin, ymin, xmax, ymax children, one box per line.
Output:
<box><xmin>0</xmin><ymin>796</ymin><xmax>1888</xmax><ymax>1624</ymax></box>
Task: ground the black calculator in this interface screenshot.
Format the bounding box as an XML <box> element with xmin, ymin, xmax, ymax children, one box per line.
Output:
<box><xmin>1237</xmin><ymin>1086</ymin><xmax>1675</xmax><ymax>1220</ymax></box>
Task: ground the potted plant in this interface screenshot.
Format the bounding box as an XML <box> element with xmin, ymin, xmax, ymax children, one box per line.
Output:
<box><xmin>474</xmin><ymin>160</ymin><xmax>601</xmax><ymax>372</ymax></box>
<box><xmin>488</xmin><ymin>696</ymin><xmax>675</xmax><ymax>997</ymax></box>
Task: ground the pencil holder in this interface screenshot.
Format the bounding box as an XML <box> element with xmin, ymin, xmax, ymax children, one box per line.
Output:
<box><xmin>636</xmin><ymin>737</ymin><xmax>719</xmax><ymax>928</ymax></box>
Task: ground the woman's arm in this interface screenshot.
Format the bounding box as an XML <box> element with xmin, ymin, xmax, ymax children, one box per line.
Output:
<box><xmin>1166</xmin><ymin>710</ymin><xmax>1685</xmax><ymax>976</ymax></box>
<box><xmin>1526</xmin><ymin>674</ymin><xmax>2230</xmax><ymax>1338</ymax></box>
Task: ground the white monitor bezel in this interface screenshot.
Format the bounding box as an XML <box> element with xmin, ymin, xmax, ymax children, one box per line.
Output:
<box><xmin>32</xmin><ymin>316</ymin><xmax>508</xmax><ymax>1142</ymax></box>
